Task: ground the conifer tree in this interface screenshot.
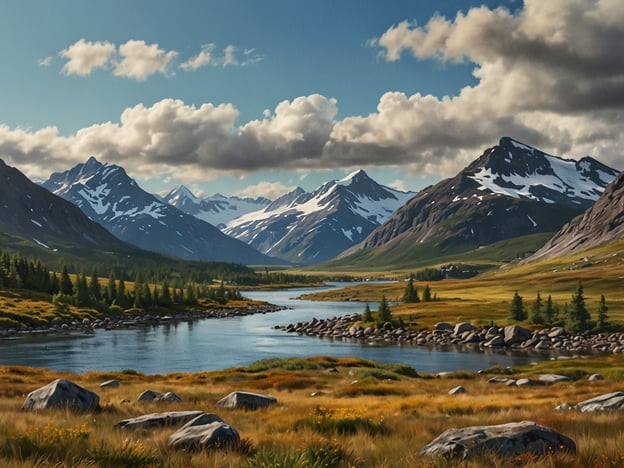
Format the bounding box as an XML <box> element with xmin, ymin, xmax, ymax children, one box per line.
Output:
<box><xmin>544</xmin><ymin>294</ymin><xmax>558</xmax><ymax>325</ymax></box>
<box><xmin>75</xmin><ymin>273</ymin><xmax>90</xmax><ymax>306</ymax></box>
<box><xmin>402</xmin><ymin>277</ymin><xmax>419</xmax><ymax>303</ymax></box>
<box><xmin>60</xmin><ymin>265</ymin><xmax>73</xmax><ymax>295</ymax></box>
<box><xmin>378</xmin><ymin>295</ymin><xmax>392</xmax><ymax>323</ymax></box>
<box><xmin>88</xmin><ymin>268</ymin><xmax>101</xmax><ymax>302</ymax></box>
<box><xmin>422</xmin><ymin>285</ymin><xmax>432</xmax><ymax>302</ymax></box>
<box><xmin>362</xmin><ymin>303</ymin><xmax>373</xmax><ymax>322</ymax></box>
<box><xmin>566</xmin><ymin>282</ymin><xmax>591</xmax><ymax>332</ymax></box>
<box><xmin>529</xmin><ymin>291</ymin><xmax>544</xmax><ymax>324</ymax></box>
<box><xmin>508</xmin><ymin>290</ymin><xmax>526</xmax><ymax>322</ymax></box>
<box><xmin>160</xmin><ymin>281</ymin><xmax>172</xmax><ymax>306</ymax></box>
<box><xmin>597</xmin><ymin>294</ymin><xmax>609</xmax><ymax>330</ymax></box>
<box><xmin>116</xmin><ymin>279</ymin><xmax>127</xmax><ymax>308</ymax></box>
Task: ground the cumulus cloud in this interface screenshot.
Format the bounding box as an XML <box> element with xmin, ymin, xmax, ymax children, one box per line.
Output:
<box><xmin>236</xmin><ymin>181</ymin><xmax>296</xmax><ymax>200</ymax></box>
<box><xmin>60</xmin><ymin>39</ymin><xmax>115</xmax><ymax>76</ymax></box>
<box><xmin>8</xmin><ymin>0</ymin><xmax>624</xmax><ymax>183</ymax></box>
<box><xmin>113</xmin><ymin>40</ymin><xmax>177</xmax><ymax>80</ymax></box>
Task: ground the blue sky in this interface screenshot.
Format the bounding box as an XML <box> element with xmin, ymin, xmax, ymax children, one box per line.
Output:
<box><xmin>1</xmin><ymin>0</ymin><xmax>622</xmax><ymax>199</ymax></box>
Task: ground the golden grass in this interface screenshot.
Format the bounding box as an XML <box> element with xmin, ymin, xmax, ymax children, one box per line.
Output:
<box><xmin>1</xmin><ymin>356</ymin><xmax>624</xmax><ymax>467</ymax></box>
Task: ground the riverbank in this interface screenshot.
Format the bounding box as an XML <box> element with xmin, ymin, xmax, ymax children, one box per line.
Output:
<box><xmin>276</xmin><ymin>313</ymin><xmax>624</xmax><ymax>356</ymax></box>
<box><xmin>0</xmin><ymin>303</ymin><xmax>285</xmax><ymax>338</ymax></box>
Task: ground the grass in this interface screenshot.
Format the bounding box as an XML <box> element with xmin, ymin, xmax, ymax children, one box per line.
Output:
<box><xmin>1</xmin><ymin>355</ymin><xmax>624</xmax><ymax>466</ymax></box>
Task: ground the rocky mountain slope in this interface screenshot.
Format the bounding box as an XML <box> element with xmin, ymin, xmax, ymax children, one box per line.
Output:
<box><xmin>162</xmin><ymin>186</ymin><xmax>270</xmax><ymax>229</ymax></box>
<box><xmin>42</xmin><ymin>157</ymin><xmax>283</xmax><ymax>265</ymax></box>
<box><xmin>334</xmin><ymin>137</ymin><xmax>619</xmax><ymax>267</ymax></box>
<box><xmin>0</xmin><ymin>158</ymin><xmax>133</xmax><ymax>254</ymax></box>
<box><xmin>528</xmin><ymin>170</ymin><xmax>624</xmax><ymax>261</ymax></box>
<box><xmin>224</xmin><ymin>170</ymin><xmax>415</xmax><ymax>264</ymax></box>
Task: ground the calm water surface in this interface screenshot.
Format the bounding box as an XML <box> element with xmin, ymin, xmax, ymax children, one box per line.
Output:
<box><xmin>0</xmin><ymin>283</ymin><xmax>541</xmax><ymax>373</ymax></box>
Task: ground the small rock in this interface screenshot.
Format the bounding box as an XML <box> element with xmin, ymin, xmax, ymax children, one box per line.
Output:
<box><xmin>538</xmin><ymin>374</ymin><xmax>571</xmax><ymax>385</ymax></box>
<box><xmin>216</xmin><ymin>391</ymin><xmax>276</xmax><ymax>410</ymax></box>
<box><xmin>588</xmin><ymin>374</ymin><xmax>604</xmax><ymax>381</ymax></box>
<box><xmin>115</xmin><ymin>411</ymin><xmax>206</xmax><ymax>430</ymax></box>
<box><xmin>100</xmin><ymin>379</ymin><xmax>120</xmax><ymax>388</ymax></box>
<box><xmin>448</xmin><ymin>386</ymin><xmax>466</xmax><ymax>395</ymax></box>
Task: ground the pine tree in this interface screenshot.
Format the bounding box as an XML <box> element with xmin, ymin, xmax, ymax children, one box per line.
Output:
<box><xmin>60</xmin><ymin>265</ymin><xmax>73</xmax><ymax>295</ymax></box>
<box><xmin>544</xmin><ymin>294</ymin><xmax>558</xmax><ymax>325</ymax></box>
<box><xmin>116</xmin><ymin>279</ymin><xmax>127</xmax><ymax>308</ymax></box>
<box><xmin>107</xmin><ymin>271</ymin><xmax>117</xmax><ymax>305</ymax></box>
<box><xmin>508</xmin><ymin>290</ymin><xmax>526</xmax><ymax>322</ymax></box>
<box><xmin>75</xmin><ymin>273</ymin><xmax>90</xmax><ymax>306</ymax></box>
<box><xmin>185</xmin><ymin>283</ymin><xmax>198</xmax><ymax>305</ymax></box>
<box><xmin>362</xmin><ymin>303</ymin><xmax>373</xmax><ymax>322</ymax></box>
<box><xmin>88</xmin><ymin>268</ymin><xmax>101</xmax><ymax>302</ymax></box>
<box><xmin>402</xmin><ymin>277</ymin><xmax>419</xmax><ymax>303</ymax></box>
<box><xmin>378</xmin><ymin>295</ymin><xmax>392</xmax><ymax>323</ymax></box>
<box><xmin>597</xmin><ymin>295</ymin><xmax>609</xmax><ymax>330</ymax></box>
<box><xmin>529</xmin><ymin>291</ymin><xmax>544</xmax><ymax>324</ymax></box>
<box><xmin>422</xmin><ymin>285</ymin><xmax>432</xmax><ymax>302</ymax></box>
<box><xmin>566</xmin><ymin>282</ymin><xmax>591</xmax><ymax>332</ymax></box>
<box><xmin>160</xmin><ymin>281</ymin><xmax>172</xmax><ymax>306</ymax></box>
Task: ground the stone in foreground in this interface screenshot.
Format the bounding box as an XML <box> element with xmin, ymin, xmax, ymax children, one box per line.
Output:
<box><xmin>420</xmin><ymin>420</ymin><xmax>575</xmax><ymax>460</ymax></box>
<box><xmin>576</xmin><ymin>391</ymin><xmax>624</xmax><ymax>412</ymax></box>
<box><xmin>114</xmin><ymin>410</ymin><xmax>205</xmax><ymax>430</ymax></box>
<box><xmin>216</xmin><ymin>391</ymin><xmax>277</xmax><ymax>410</ymax></box>
<box><xmin>22</xmin><ymin>378</ymin><xmax>100</xmax><ymax>412</ymax></box>
<box><xmin>168</xmin><ymin>419</ymin><xmax>240</xmax><ymax>451</ymax></box>
<box><xmin>137</xmin><ymin>389</ymin><xmax>182</xmax><ymax>403</ymax></box>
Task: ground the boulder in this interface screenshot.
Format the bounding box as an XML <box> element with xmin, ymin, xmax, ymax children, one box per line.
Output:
<box><xmin>448</xmin><ymin>386</ymin><xmax>466</xmax><ymax>395</ymax></box>
<box><xmin>454</xmin><ymin>322</ymin><xmax>475</xmax><ymax>335</ymax></box>
<box><xmin>487</xmin><ymin>377</ymin><xmax>509</xmax><ymax>384</ymax></box>
<box><xmin>216</xmin><ymin>391</ymin><xmax>277</xmax><ymax>410</ymax></box>
<box><xmin>516</xmin><ymin>378</ymin><xmax>541</xmax><ymax>387</ymax></box>
<box><xmin>588</xmin><ymin>373</ymin><xmax>605</xmax><ymax>381</ymax></box>
<box><xmin>168</xmin><ymin>420</ymin><xmax>240</xmax><ymax>451</ymax></box>
<box><xmin>138</xmin><ymin>390</ymin><xmax>182</xmax><ymax>403</ymax></box>
<box><xmin>420</xmin><ymin>420</ymin><xmax>575</xmax><ymax>459</ymax></box>
<box><xmin>538</xmin><ymin>374</ymin><xmax>571</xmax><ymax>385</ymax></box>
<box><xmin>435</xmin><ymin>322</ymin><xmax>453</xmax><ymax>332</ymax></box>
<box><xmin>22</xmin><ymin>378</ymin><xmax>100</xmax><ymax>412</ymax></box>
<box><xmin>100</xmin><ymin>379</ymin><xmax>120</xmax><ymax>388</ymax></box>
<box><xmin>114</xmin><ymin>410</ymin><xmax>206</xmax><ymax>430</ymax></box>
<box><xmin>503</xmin><ymin>325</ymin><xmax>532</xmax><ymax>346</ymax></box>
<box><xmin>576</xmin><ymin>391</ymin><xmax>624</xmax><ymax>412</ymax></box>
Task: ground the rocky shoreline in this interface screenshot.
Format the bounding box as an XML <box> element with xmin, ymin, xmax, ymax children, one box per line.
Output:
<box><xmin>0</xmin><ymin>304</ymin><xmax>285</xmax><ymax>338</ymax></box>
<box><xmin>275</xmin><ymin>313</ymin><xmax>624</xmax><ymax>355</ymax></box>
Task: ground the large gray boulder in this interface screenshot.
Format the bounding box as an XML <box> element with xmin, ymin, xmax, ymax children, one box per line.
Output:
<box><xmin>503</xmin><ymin>325</ymin><xmax>532</xmax><ymax>345</ymax></box>
<box><xmin>420</xmin><ymin>421</ymin><xmax>575</xmax><ymax>459</ymax></box>
<box><xmin>137</xmin><ymin>390</ymin><xmax>182</xmax><ymax>403</ymax></box>
<box><xmin>114</xmin><ymin>410</ymin><xmax>206</xmax><ymax>430</ymax></box>
<box><xmin>454</xmin><ymin>322</ymin><xmax>475</xmax><ymax>335</ymax></box>
<box><xmin>576</xmin><ymin>391</ymin><xmax>624</xmax><ymax>412</ymax></box>
<box><xmin>168</xmin><ymin>419</ymin><xmax>240</xmax><ymax>451</ymax></box>
<box><xmin>216</xmin><ymin>391</ymin><xmax>276</xmax><ymax>410</ymax></box>
<box><xmin>22</xmin><ymin>378</ymin><xmax>100</xmax><ymax>412</ymax></box>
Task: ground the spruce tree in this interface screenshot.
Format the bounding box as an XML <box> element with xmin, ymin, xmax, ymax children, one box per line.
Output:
<box><xmin>422</xmin><ymin>285</ymin><xmax>432</xmax><ymax>302</ymax></box>
<box><xmin>529</xmin><ymin>291</ymin><xmax>544</xmax><ymax>324</ymax></box>
<box><xmin>378</xmin><ymin>295</ymin><xmax>392</xmax><ymax>323</ymax></box>
<box><xmin>566</xmin><ymin>282</ymin><xmax>591</xmax><ymax>332</ymax></box>
<box><xmin>60</xmin><ymin>265</ymin><xmax>73</xmax><ymax>295</ymax></box>
<box><xmin>597</xmin><ymin>295</ymin><xmax>609</xmax><ymax>330</ymax></box>
<box><xmin>160</xmin><ymin>281</ymin><xmax>172</xmax><ymax>306</ymax></box>
<box><xmin>508</xmin><ymin>290</ymin><xmax>526</xmax><ymax>322</ymax></box>
<box><xmin>544</xmin><ymin>294</ymin><xmax>558</xmax><ymax>325</ymax></box>
<box><xmin>75</xmin><ymin>273</ymin><xmax>90</xmax><ymax>306</ymax></box>
<box><xmin>88</xmin><ymin>268</ymin><xmax>101</xmax><ymax>302</ymax></box>
<box><xmin>402</xmin><ymin>277</ymin><xmax>419</xmax><ymax>303</ymax></box>
<box><xmin>116</xmin><ymin>279</ymin><xmax>127</xmax><ymax>308</ymax></box>
<box><xmin>107</xmin><ymin>271</ymin><xmax>117</xmax><ymax>305</ymax></box>
<box><xmin>362</xmin><ymin>303</ymin><xmax>373</xmax><ymax>322</ymax></box>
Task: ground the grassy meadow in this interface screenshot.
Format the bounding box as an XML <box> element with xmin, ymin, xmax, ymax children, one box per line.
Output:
<box><xmin>1</xmin><ymin>356</ymin><xmax>624</xmax><ymax>467</ymax></box>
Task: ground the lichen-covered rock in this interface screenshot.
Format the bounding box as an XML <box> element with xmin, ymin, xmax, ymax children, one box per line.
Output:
<box><xmin>216</xmin><ymin>391</ymin><xmax>276</xmax><ymax>410</ymax></box>
<box><xmin>420</xmin><ymin>421</ymin><xmax>575</xmax><ymax>459</ymax></box>
<box><xmin>114</xmin><ymin>411</ymin><xmax>205</xmax><ymax>430</ymax></box>
<box><xmin>168</xmin><ymin>420</ymin><xmax>240</xmax><ymax>451</ymax></box>
<box><xmin>22</xmin><ymin>379</ymin><xmax>100</xmax><ymax>412</ymax></box>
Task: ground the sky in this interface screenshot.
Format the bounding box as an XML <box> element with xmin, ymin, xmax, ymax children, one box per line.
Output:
<box><xmin>1</xmin><ymin>0</ymin><xmax>623</xmax><ymax>200</ymax></box>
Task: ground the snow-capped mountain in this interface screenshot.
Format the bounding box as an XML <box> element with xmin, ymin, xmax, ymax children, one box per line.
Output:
<box><xmin>337</xmin><ymin>137</ymin><xmax>619</xmax><ymax>266</ymax></box>
<box><xmin>224</xmin><ymin>170</ymin><xmax>415</xmax><ymax>264</ymax></box>
<box><xmin>0</xmin><ymin>158</ymin><xmax>132</xmax><ymax>254</ymax></box>
<box><xmin>162</xmin><ymin>186</ymin><xmax>270</xmax><ymax>229</ymax></box>
<box><xmin>528</xmin><ymin>169</ymin><xmax>624</xmax><ymax>261</ymax></box>
<box><xmin>42</xmin><ymin>157</ymin><xmax>284</xmax><ymax>265</ymax></box>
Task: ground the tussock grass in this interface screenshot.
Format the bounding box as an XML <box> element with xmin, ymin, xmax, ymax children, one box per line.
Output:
<box><xmin>1</xmin><ymin>356</ymin><xmax>624</xmax><ymax>466</ymax></box>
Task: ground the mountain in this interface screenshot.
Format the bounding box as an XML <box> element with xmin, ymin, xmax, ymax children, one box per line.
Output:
<box><xmin>162</xmin><ymin>186</ymin><xmax>270</xmax><ymax>229</ymax></box>
<box><xmin>42</xmin><ymin>157</ymin><xmax>284</xmax><ymax>265</ymax></box>
<box><xmin>329</xmin><ymin>137</ymin><xmax>619</xmax><ymax>269</ymax></box>
<box><xmin>0</xmin><ymin>158</ymin><xmax>135</xmax><ymax>255</ymax></box>
<box><xmin>527</xmin><ymin>170</ymin><xmax>624</xmax><ymax>261</ymax></box>
<box><xmin>224</xmin><ymin>170</ymin><xmax>415</xmax><ymax>264</ymax></box>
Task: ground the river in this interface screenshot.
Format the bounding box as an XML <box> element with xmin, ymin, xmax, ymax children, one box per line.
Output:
<box><xmin>0</xmin><ymin>283</ymin><xmax>540</xmax><ymax>374</ymax></box>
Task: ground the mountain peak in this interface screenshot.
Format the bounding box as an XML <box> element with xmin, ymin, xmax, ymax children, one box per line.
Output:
<box><xmin>498</xmin><ymin>137</ymin><xmax>536</xmax><ymax>153</ymax></box>
<box><xmin>338</xmin><ymin>169</ymin><xmax>369</xmax><ymax>185</ymax></box>
<box><xmin>167</xmin><ymin>185</ymin><xmax>198</xmax><ymax>202</ymax></box>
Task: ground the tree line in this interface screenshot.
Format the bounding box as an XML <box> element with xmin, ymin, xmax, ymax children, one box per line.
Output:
<box><xmin>508</xmin><ymin>282</ymin><xmax>610</xmax><ymax>332</ymax></box>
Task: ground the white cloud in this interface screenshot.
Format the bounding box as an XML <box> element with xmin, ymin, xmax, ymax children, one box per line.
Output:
<box><xmin>37</xmin><ymin>56</ymin><xmax>53</xmax><ymax>67</ymax></box>
<box><xmin>5</xmin><ymin>0</ymin><xmax>624</xmax><ymax>185</ymax></box>
<box><xmin>180</xmin><ymin>44</ymin><xmax>216</xmax><ymax>71</ymax></box>
<box><xmin>113</xmin><ymin>40</ymin><xmax>178</xmax><ymax>80</ymax></box>
<box><xmin>59</xmin><ymin>39</ymin><xmax>115</xmax><ymax>76</ymax></box>
<box><xmin>387</xmin><ymin>179</ymin><xmax>407</xmax><ymax>192</ymax></box>
<box><xmin>236</xmin><ymin>181</ymin><xmax>296</xmax><ymax>199</ymax></box>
